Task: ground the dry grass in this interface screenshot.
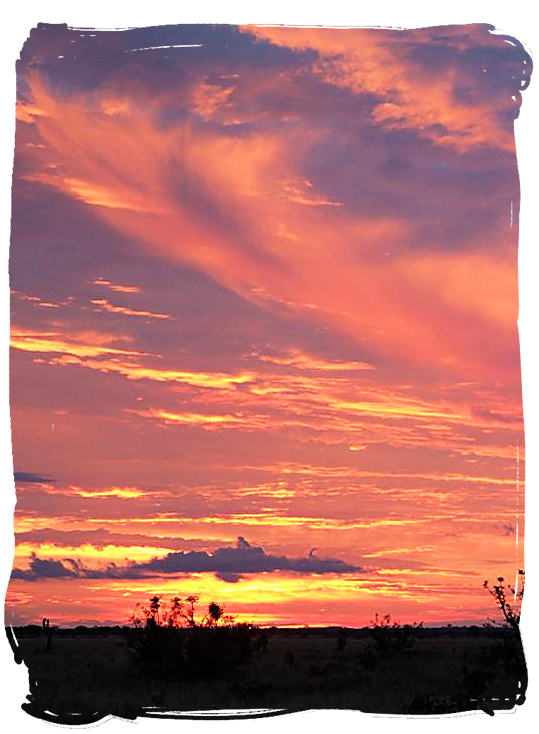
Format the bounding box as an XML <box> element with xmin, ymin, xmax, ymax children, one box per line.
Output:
<box><xmin>9</xmin><ymin>626</ymin><xmax>525</xmax><ymax>721</ymax></box>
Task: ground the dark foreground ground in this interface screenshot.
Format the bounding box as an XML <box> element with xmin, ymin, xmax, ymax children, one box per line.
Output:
<box><xmin>6</xmin><ymin>625</ymin><xmax>527</xmax><ymax>723</ymax></box>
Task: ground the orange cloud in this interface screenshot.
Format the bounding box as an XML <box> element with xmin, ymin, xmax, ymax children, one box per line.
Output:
<box><xmin>68</xmin><ymin>486</ymin><xmax>151</xmax><ymax>499</ymax></box>
<box><xmin>190</xmin><ymin>80</ymin><xmax>236</xmax><ymax>121</ymax></box>
<box><xmin>331</xmin><ymin>398</ymin><xmax>465</xmax><ymax>421</ymax></box>
<box><xmin>93</xmin><ymin>278</ymin><xmax>141</xmax><ymax>293</ymax></box>
<box><xmin>130</xmin><ymin>408</ymin><xmax>264</xmax><ymax>429</ymax></box>
<box><xmin>14</xmin><ymin>542</ymin><xmax>171</xmax><ymax>564</ymax></box>
<box><xmin>250</xmin><ymin>348</ymin><xmax>374</xmax><ymax>372</ymax></box>
<box><xmin>19</xmin><ymin>71</ymin><xmax>519</xmax><ymax>384</ymax></box>
<box><xmin>10</xmin><ymin>327</ymin><xmax>145</xmax><ymax>358</ymax></box>
<box><xmin>16</xmin><ymin>102</ymin><xmax>46</xmax><ymax>123</ymax></box>
<box><xmin>90</xmin><ymin>298</ymin><xmax>172</xmax><ymax>320</ymax></box>
<box><xmin>241</xmin><ymin>25</ymin><xmax>519</xmax><ymax>153</ymax></box>
<box><xmin>46</xmin><ymin>353</ymin><xmax>254</xmax><ymax>389</ymax></box>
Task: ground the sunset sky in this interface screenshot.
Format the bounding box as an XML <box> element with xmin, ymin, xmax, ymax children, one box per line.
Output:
<box><xmin>6</xmin><ymin>22</ymin><xmax>529</xmax><ymax>627</ymax></box>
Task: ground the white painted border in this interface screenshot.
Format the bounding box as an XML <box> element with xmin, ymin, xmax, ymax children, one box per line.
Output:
<box><xmin>1</xmin><ymin>2</ymin><xmax>537</xmax><ymax>731</ymax></box>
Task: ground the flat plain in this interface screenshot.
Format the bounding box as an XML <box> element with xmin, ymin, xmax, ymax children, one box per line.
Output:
<box><xmin>7</xmin><ymin>625</ymin><xmax>526</xmax><ymax>722</ymax></box>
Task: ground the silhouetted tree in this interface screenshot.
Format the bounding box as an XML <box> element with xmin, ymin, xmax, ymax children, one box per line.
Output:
<box><xmin>129</xmin><ymin>603</ymin><xmax>144</xmax><ymax>628</ymax></box>
<box><xmin>146</xmin><ymin>595</ymin><xmax>161</xmax><ymax>627</ymax></box>
<box><xmin>168</xmin><ymin>596</ymin><xmax>183</xmax><ymax>628</ymax></box>
<box><xmin>205</xmin><ymin>601</ymin><xmax>224</xmax><ymax>627</ymax></box>
<box><xmin>483</xmin><ymin>570</ymin><xmax>525</xmax><ymax>632</ymax></box>
<box><xmin>185</xmin><ymin>594</ymin><xmax>199</xmax><ymax>628</ymax></box>
<box><xmin>483</xmin><ymin>570</ymin><xmax>527</xmax><ymax>699</ymax></box>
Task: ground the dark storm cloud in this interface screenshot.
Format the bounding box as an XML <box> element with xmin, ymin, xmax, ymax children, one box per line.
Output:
<box><xmin>12</xmin><ymin>537</ymin><xmax>361</xmax><ymax>582</ymax></box>
<box><xmin>215</xmin><ymin>572</ymin><xmax>242</xmax><ymax>583</ymax></box>
<box><xmin>142</xmin><ymin>536</ymin><xmax>360</xmax><ymax>577</ymax></box>
<box><xmin>19</xmin><ymin>23</ymin><xmax>315</xmax><ymax>99</ymax></box>
<box><xmin>11</xmin><ymin>552</ymin><xmax>74</xmax><ymax>579</ymax></box>
<box><xmin>14</xmin><ymin>471</ymin><xmax>55</xmax><ymax>484</ymax></box>
<box><xmin>404</xmin><ymin>31</ymin><xmax>532</xmax><ymax>102</ymax></box>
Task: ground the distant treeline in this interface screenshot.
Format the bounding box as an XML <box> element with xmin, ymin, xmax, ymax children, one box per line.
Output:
<box><xmin>8</xmin><ymin>624</ymin><xmax>517</xmax><ymax>639</ymax></box>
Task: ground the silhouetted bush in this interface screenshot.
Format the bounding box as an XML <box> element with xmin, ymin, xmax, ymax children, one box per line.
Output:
<box><xmin>483</xmin><ymin>570</ymin><xmax>524</xmax><ymax>632</ymax></box>
<box><xmin>127</xmin><ymin>595</ymin><xmax>261</xmax><ymax>680</ymax></box>
<box><xmin>128</xmin><ymin>623</ymin><xmax>186</xmax><ymax>678</ymax></box>
<box><xmin>482</xmin><ymin>569</ymin><xmax>527</xmax><ymax>694</ymax></box>
<box><xmin>367</xmin><ymin>613</ymin><xmax>423</xmax><ymax>659</ymax></box>
<box><xmin>184</xmin><ymin>623</ymin><xmax>258</xmax><ymax>679</ymax></box>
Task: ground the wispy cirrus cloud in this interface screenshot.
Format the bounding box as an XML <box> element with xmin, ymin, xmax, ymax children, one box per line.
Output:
<box><xmin>10</xmin><ymin>328</ymin><xmax>146</xmax><ymax>359</ymax></box>
<box><xmin>92</xmin><ymin>278</ymin><xmax>141</xmax><ymax>294</ymax></box>
<box><xmin>18</xmin><ymin>59</ymin><xmax>522</xmax><ymax>380</ymax></box>
<box><xmin>90</xmin><ymin>298</ymin><xmax>173</xmax><ymax>321</ymax></box>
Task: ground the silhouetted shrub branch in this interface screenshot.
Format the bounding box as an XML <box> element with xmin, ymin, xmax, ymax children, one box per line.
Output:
<box><xmin>483</xmin><ymin>570</ymin><xmax>525</xmax><ymax>631</ymax></box>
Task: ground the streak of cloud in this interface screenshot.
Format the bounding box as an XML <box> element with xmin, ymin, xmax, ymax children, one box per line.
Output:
<box><xmin>12</xmin><ymin>537</ymin><xmax>362</xmax><ymax>582</ymax></box>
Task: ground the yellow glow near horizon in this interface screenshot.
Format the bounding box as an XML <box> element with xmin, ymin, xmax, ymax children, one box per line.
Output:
<box><xmin>14</xmin><ymin>542</ymin><xmax>172</xmax><ymax>564</ymax></box>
